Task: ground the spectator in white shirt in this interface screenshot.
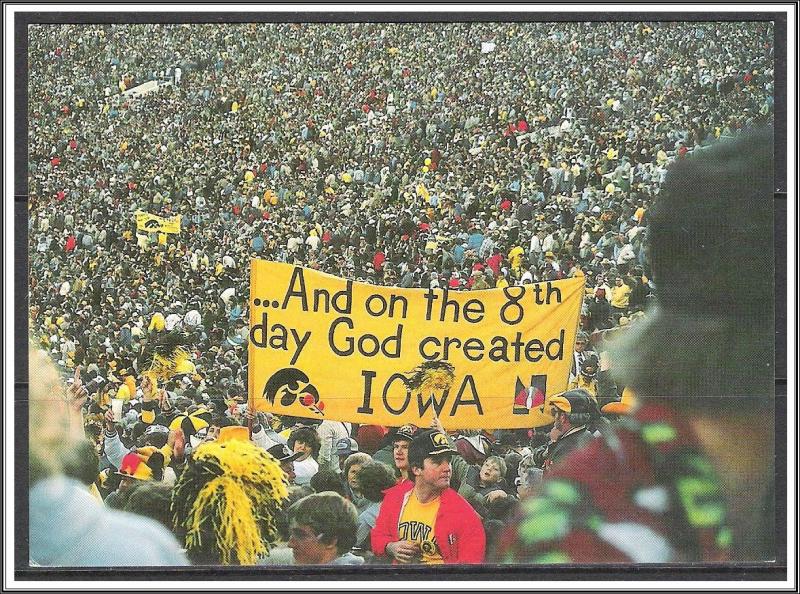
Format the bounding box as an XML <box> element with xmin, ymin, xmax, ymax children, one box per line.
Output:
<box><xmin>288</xmin><ymin>426</ymin><xmax>321</xmax><ymax>486</ymax></box>
<box><xmin>316</xmin><ymin>420</ymin><xmax>352</xmax><ymax>474</ymax></box>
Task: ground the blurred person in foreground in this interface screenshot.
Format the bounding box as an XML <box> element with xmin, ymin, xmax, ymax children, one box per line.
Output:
<box><xmin>495</xmin><ymin>128</ymin><xmax>775</xmax><ymax>563</ymax></box>
<box><xmin>28</xmin><ymin>351</ymin><xmax>188</xmax><ymax>566</ymax></box>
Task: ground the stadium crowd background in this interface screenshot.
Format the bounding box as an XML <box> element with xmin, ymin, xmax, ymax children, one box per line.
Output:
<box><xmin>26</xmin><ymin>21</ymin><xmax>775</xmax><ymax>566</ymax></box>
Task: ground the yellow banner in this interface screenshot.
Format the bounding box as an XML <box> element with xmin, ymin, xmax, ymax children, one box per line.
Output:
<box><xmin>248</xmin><ymin>261</ymin><xmax>584</xmax><ymax>429</ymax></box>
<box><xmin>135</xmin><ymin>211</ymin><xmax>181</xmax><ymax>234</ymax></box>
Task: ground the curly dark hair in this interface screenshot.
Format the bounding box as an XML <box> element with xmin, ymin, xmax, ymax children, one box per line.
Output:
<box><xmin>124</xmin><ymin>481</ymin><xmax>174</xmax><ymax>530</ymax></box>
<box><xmin>287</xmin><ymin>426</ymin><xmax>321</xmax><ymax>458</ymax></box>
<box><xmin>61</xmin><ymin>438</ymin><xmax>100</xmax><ymax>486</ymax></box>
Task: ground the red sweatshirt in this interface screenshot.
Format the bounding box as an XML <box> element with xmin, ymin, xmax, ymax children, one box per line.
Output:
<box><xmin>371</xmin><ymin>481</ymin><xmax>485</xmax><ymax>564</ymax></box>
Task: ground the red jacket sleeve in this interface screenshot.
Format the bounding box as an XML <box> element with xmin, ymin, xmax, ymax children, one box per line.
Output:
<box><xmin>371</xmin><ymin>487</ymin><xmax>404</xmax><ymax>557</ymax></box>
<box><xmin>456</xmin><ymin>500</ymin><xmax>486</xmax><ymax>563</ymax></box>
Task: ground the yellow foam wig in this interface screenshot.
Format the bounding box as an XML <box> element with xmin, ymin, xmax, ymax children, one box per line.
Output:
<box><xmin>171</xmin><ymin>439</ymin><xmax>288</xmax><ymax>565</ymax></box>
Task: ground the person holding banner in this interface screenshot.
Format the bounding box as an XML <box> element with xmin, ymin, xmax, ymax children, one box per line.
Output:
<box><xmin>287</xmin><ymin>426</ymin><xmax>321</xmax><ymax>487</ymax></box>
<box><xmin>316</xmin><ymin>420</ymin><xmax>353</xmax><ymax>475</ymax></box>
<box><xmin>371</xmin><ymin>429</ymin><xmax>485</xmax><ymax>564</ymax></box>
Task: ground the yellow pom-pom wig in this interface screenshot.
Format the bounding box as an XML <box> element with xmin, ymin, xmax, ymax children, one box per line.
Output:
<box><xmin>171</xmin><ymin>439</ymin><xmax>288</xmax><ymax>565</ymax></box>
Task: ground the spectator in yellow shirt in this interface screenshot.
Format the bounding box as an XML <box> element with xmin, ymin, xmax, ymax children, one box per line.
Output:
<box><xmin>610</xmin><ymin>276</ymin><xmax>632</xmax><ymax>319</ymax></box>
<box><xmin>568</xmin><ymin>354</ymin><xmax>599</xmax><ymax>401</ymax></box>
<box><xmin>495</xmin><ymin>271</ymin><xmax>509</xmax><ymax>289</ymax></box>
<box><xmin>508</xmin><ymin>246</ymin><xmax>525</xmax><ymax>277</ymax></box>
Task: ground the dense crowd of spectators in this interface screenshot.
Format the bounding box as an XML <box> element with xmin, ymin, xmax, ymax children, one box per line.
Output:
<box><xmin>27</xmin><ymin>20</ymin><xmax>774</xmax><ymax>567</ymax></box>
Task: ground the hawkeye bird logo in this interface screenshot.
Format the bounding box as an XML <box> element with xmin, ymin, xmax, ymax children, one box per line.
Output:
<box><xmin>431</xmin><ymin>432</ymin><xmax>449</xmax><ymax>448</ymax></box>
<box><xmin>263</xmin><ymin>367</ymin><xmax>324</xmax><ymax>415</ymax></box>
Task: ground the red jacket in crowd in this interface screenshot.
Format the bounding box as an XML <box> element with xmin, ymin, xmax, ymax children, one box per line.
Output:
<box><xmin>371</xmin><ymin>480</ymin><xmax>486</xmax><ymax>564</ymax></box>
<box><xmin>373</xmin><ymin>251</ymin><xmax>386</xmax><ymax>272</ymax></box>
<box><xmin>486</xmin><ymin>253</ymin><xmax>502</xmax><ymax>276</ymax></box>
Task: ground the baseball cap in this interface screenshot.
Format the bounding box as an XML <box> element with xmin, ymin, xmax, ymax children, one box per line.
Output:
<box><xmin>116</xmin><ymin>451</ymin><xmax>163</xmax><ymax>481</ymax></box>
<box><xmin>143</xmin><ymin>424</ymin><xmax>169</xmax><ymax>437</ymax></box>
<box><xmin>139</xmin><ymin>402</ymin><xmax>158</xmax><ymax>425</ymax></box>
<box><xmin>548</xmin><ymin>389</ymin><xmax>594</xmax><ymax>415</ymax></box>
<box><xmin>393</xmin><ymin>424</ymin><xmax>419</xmax><ymax>443</ymax></box>
<box><xmin>601</xmin><ymin>399</ymin><xmax>631</xmax><ymax>416</ymax></box>
<box><xmin>266</xmin><ymin>443</ymin><xmax>302</xmax><ymax>463</ymax></box>
<box><xmin>408</xmin><ymin>429</ymin><xmax>457</xmax><ymax>469</ymax></box>
<box><xmin>601</xmin><ymin>387</ymin><xmax>638</xmax><ymax>417</ymax></box>
<box><xmin>189</xmin><ymin>427</ymin><xmax>208</xmax><ymax>449</ymax></box>
<box><xmin>336</xmin><ymin>437</ymin><xmax>359</xmax><ymax>457</ymax></box>
<box><xmin>581</xmin><ymin>354</ymin><xmax>599</xmax><ymax>377</ymax></box>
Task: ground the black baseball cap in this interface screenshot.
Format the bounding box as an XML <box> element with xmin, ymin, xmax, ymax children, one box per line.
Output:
<box><xmin>393</xmin><ymin>424</ymin><xmax>419</xmax><ymax>443</ymax></box>
<box><xmin>266</xmin><ymin>443</ymin><xmax>303</xmax><ymax>463</ymax></box>
<box><xmin>581</xmin><ymin>354</ymin><xmax>599</xmax><ymax>377</ymax></box>
<box><xmin>408</xmin><ymin>429</ymin><xmax>456</xmax><ymax>469</ymax></box>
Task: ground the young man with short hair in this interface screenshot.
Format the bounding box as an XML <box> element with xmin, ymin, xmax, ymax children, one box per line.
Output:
<box><xmin>372</xmin><ymin>424</ymin><xmax>418</xmax><ymax>483</ymax></box>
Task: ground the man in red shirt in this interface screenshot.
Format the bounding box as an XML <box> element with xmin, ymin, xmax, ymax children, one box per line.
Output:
<box><xmin>371</xmin><ymin>429</ymin><xmax>485</xmax><ymax>564</ymax></box>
